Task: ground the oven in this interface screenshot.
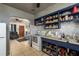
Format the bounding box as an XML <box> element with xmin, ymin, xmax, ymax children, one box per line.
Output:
<box><xmin>32</xmin><ymin>36</ymin><xmax>38</xmax><ymax>46</ymax></box>
<box><xmin>31</xmin><ymin>35</ymin><xmax>42</xmax><ymax>51</ymax></box>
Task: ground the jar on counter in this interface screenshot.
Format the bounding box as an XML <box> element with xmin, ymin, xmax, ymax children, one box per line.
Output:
<box><xmin>65</xmin><ymin>15</ymin><xmax>69</xmax><ymax>20</ymax></box>
<box><xmin>59</xmin><ymin>17</ymin><xmax>63</xmax><ymax>21</ymax></box>
<box><xmin>69</xmin><ymin>16</ymin><xmax>74</xmax><ymax>20</ymax></box>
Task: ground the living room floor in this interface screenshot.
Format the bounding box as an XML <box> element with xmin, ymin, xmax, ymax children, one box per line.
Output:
<box><xmin>10</xmin><ymin>40</ymin><xmax>47</xmax><ymax>56</ymax></box>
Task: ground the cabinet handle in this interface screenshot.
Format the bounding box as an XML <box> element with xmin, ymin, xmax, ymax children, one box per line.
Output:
<box><xmin>0</xmin><ymin>37</ymin><xmax>5</xmax><ymax>38</ymax></box>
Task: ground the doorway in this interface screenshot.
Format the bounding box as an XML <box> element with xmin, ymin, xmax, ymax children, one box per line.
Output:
<box><xmin>9</xmin><ymin>17</ymin><xmax>35</xmax><ymax>56</ymax></box>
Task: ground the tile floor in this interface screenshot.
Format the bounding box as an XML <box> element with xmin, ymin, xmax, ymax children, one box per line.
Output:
<box><xmin>10</xmin><ymin>40</ymin><xmax>48</xmax><ymax>56</ymax></box>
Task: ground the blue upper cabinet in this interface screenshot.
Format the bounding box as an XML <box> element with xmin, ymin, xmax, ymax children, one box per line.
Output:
<box><xmin>34</xmin><ymin>3</ymin><xmax>79</xmax><ymax>29</ymax></box>
<box><xmin>34</xmin><ymin>17</ymin><xmax>44</xmax><ymax>26</ymax></box>
<box><xmin>44</xmin><ymin>12</ymin><xmax>60</xmax><ymax>29</ymax></box>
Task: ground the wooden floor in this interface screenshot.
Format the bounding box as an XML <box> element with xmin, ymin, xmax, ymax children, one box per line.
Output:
<box><xmin>10</xmin><ymin>40</ymin><xmax>48</xmax><ymax>56</ymax></box>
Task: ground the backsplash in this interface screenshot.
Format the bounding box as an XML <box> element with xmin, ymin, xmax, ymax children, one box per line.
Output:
<box><xmin>59</xmin><ymin>21</ymin><xmax>79</xmax><ymax>35</ymax></box>
<box><xmin>59</xmin><ymin>22</ymin><xmax>76</xmax><ymax>35</ymax></box>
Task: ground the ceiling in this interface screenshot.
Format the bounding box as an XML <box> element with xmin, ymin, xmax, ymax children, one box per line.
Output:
<box><xmin>4</xmin><ymin>3</ymin><xmax>54</xmax><ymax>14</ymax></box>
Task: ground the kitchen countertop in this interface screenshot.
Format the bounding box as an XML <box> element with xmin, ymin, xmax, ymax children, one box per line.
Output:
<box><xmin>33</xmin><ymin>34</ymin><xmax>79</xmax><ymax>45</ymax></box>
<box><xmin>33</xmin><ymin>34</ymin><xmax>67</xmax><ymax>42</ymax></box>
<box><xmin>42</xmin><ymin>36</ymin><xmax>79</xmax><ymax>45</ymax></box>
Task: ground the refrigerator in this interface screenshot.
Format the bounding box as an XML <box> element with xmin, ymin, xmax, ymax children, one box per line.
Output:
<box><xmin>0</xmin><ymin>23</ymin><xmax>7</xmax><ymax>56</ymax></box>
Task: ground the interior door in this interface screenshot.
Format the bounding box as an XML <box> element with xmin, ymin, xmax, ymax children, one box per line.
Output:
<box><xmin>19</xmin><ymin>25</ymin><xmax>24</xmax><ymax>37</ymax></box>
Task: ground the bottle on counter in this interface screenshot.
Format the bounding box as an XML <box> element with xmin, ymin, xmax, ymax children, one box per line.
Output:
<box><xmin>61</xmin><ymin>33</ymin><xmax>65</xmax><ymax>39</ymax></box>
<box><xmin>59</xmin><ymin>48</ymin><xmax>66</xmax><ymax>56</ymax></box>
